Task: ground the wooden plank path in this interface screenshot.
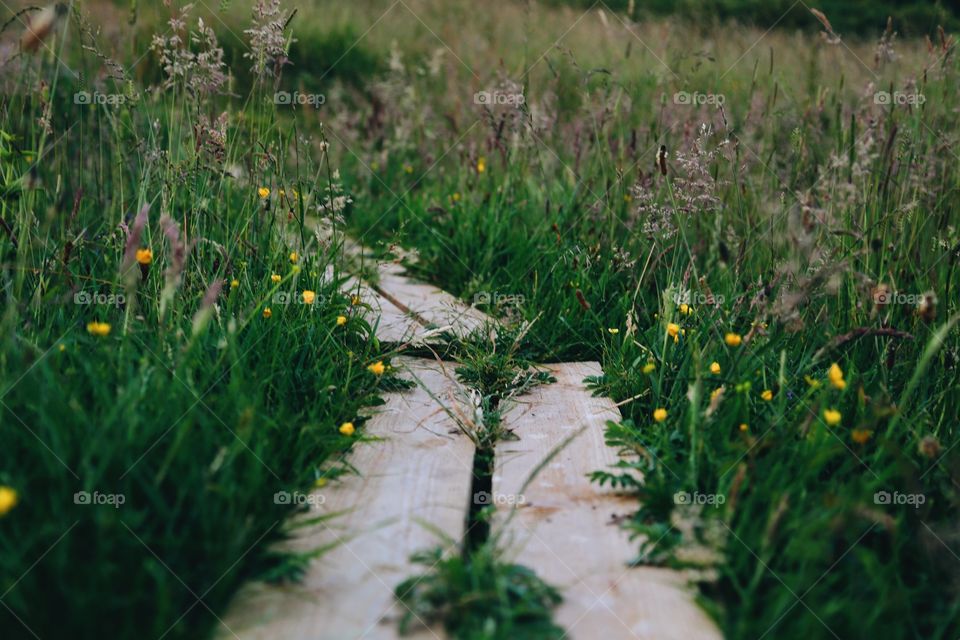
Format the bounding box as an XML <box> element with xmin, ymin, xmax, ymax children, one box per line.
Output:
<box><xmin>223</xmin><ymin>358</ymin><xmax>471</xmax><ymax>639</ymax></box>
<box><xmin>223</xmin><ymin>236</ymin><xmax>719</xmax><ymax>639</ymax></box>
<box><xmin>493</xmin><ymin>362</ymin><xmax>721</xmax><ymax>640</ymax></box>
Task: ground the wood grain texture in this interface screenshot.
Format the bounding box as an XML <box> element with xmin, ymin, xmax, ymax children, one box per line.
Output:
<box><xmin>493</xmin><ymin>362</ymin><xmax>722</xmax><ymax>640</ymax></box>
<box><xmin>334</xmin><ymin>233</ymin><xmax>490</xmax><ymax>342</ymax></box>
<box><xmin>373</xmin><ymin>265</ymin><xmax>489</xmax><ymax>339</ymax></box>
<box><xmin>221</xmin><ymin>358</ymin><xmax>472</xmax><ymax>640</ymax></box>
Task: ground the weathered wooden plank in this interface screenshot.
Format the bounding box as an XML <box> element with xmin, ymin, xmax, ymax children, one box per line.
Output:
<box><xmin>222</xmin><ymin>358</ymin><xmax>473</xmax><ymax>640</ymax></box>
<box><xmin>493</xmin><ymin>362</ymin><xmax>722</xmax><ymax>640</ymax></box>
<box><xmin>373</xmin><ymin>265</ymin><xmax>489</xmax><ymax>339</ymax></box>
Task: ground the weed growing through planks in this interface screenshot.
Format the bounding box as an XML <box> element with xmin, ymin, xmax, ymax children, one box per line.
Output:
<box><xmin>395</xmin><ymin>323</ymin><xmax>563</xmax><ymax>638</ymax></box>
<box><xmin>395</xmin><ymin>541</ymin><xmax>564</xmax><ymax>640</ymax></box>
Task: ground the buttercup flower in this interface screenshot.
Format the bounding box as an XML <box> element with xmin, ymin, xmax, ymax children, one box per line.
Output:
<box><xmin>851</xmin><ymin>429</ymin><xmax>872</xmax><ymax>444</ymax></box>
<box><xmin>336</xmin><ymin>315</ymin><xmax>347</xmax><ymax>326</ymax></box>
<box><xmin>725</xmin><ymin>332</ymin><xmax>742</xmax><ymax>347</ymax></box>
<box><xmin>653</xmin><ymin>408</ymin><xmax>667</xmax><ymax>422</ymax></box>
<box><xmin>367</xmin><ymin>361</ymin><xmax>385</xmax><ymax>376</ymax></box>
<box><xmin>302</xmin><ymin>290</ymin><xmax>316</xmax><ymax>305</ymax></box>
<box><xmin>666</xmin><ymin>323</ymin><xmax>680</xmax><ymax>338</ymax></box>
<box><xmin>262</xmin><ymin>307</ymin><xmax>272</xmax><ymax>319</ymax></box>
<box><xmin>289</xmin><ymin>252</ymin><xmax>298</xmax><ymax>264</ymax></box>
<box><xmin>258</xmin><ymin>187</ymin><xmax>270</xmax><ymax>199</ymax></box>
<box><xmin>739</xmin><ymin>423</ymin><xmax>749</xmax><ymax>432</ymax></box>
<box><xmin>339</xmin><ymin>422</ymin><xmax>355</xmax><ymax>436</ymax></box>
<box><xmin>607</xmin><ymin>327</ymin><xmax>619</xmax><ymax>335</ymax></box>
<box><xmin>679</xmin><ymin>303</ymin><xmax>691</xmax><ymax>315</ymax></box>
<box><xmin>642</xmin><ymin>362</ymin><xmax>656</xmax><ymax>374</ymax></box>
<box><xmin>761</xmin><ymin>389</ymin><xmax>773</xmax><ymax>401</ymax></box>
<box><xmin>823</xmin><ymin>409</ymin><xmax>842</xmax><ymax>426</ymax></box>
<box><xmin>86</xmin><ymin>321</ymin><xmax>111</xmax><ymax>337</ymax></box>
<box><xmin>271</xmin><ymin>274</ymin><xmax>281</xmax><ymax>284</ymax></box>
<box><xmin>230</xmin><ymin>279</ymin><xmax>239</xmax><ymax>289</ymax></box>
<box><xmin>477</xmin><ymin>157</ymin><xmax>486</xmax><ymax>173</ymax></box>
<box><xmin>0</xmin><ymin>486</ymin><xmax>18</xmax><ymax>516</ymax></box>
<box><xmin>136</xmin><ymin>248</ymin><xmax>153</xmax><ymax>265</ymax></box>
<box><xmin>828</xmin><ymin>363</ymin><xmax>846</xmax><ymax>390</ymax></box>
<box><xmin>710</xmin><ymin>361</ymin><xmax>721</xmax><ymax>375</ymax></box>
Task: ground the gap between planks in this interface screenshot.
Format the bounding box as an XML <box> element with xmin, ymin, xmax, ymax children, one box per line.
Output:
<box><xmin>493</xmin><ymin>362</ymin><xmax>722</xmax><ymax>640</ymax></box>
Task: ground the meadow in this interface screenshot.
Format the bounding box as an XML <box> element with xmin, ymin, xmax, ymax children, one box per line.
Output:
<box><xmin>1</xmin><ymin>1</ymin><xmax>959</xmax><ymax>639</ymax></box>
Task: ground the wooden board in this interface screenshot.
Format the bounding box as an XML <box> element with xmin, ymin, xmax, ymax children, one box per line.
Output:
<box><xmin>222</xmin><ymin>358</ymin><xmax>473</xmax><ymax>640</ymax></box>
<box><xmin>493</xmin><ymin>362</ymin><xmax>721</xmax><ymax>640</ymax></box>
<box><xmin>328</xmin><ymin>229</ymin><xmax>490</xmax><ymax>341</ymax></box>
<box><xmin>373</xmin><ymin>265</ymin><xmax>489</xmax><ymax>339</ymax></box>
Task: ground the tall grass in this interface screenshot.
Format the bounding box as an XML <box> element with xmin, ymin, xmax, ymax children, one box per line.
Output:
<box><xmin>1</xmin><ymin>2</ymin><xmax>392</xmax><ymax>638</ymax></box>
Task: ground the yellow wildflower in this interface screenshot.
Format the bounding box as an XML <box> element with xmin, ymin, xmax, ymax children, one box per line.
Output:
<box><xmin>339</xmin><ymin>422</ymin><xmax>355</xmax><ymax>436</ymax></box>
<box><xmin>302</xmin><ymin>290</ymin><xmax>316</xmax><ymax>305</ymax></box>
<box><xmin>666</xmin><ymin>323</ymin><xmax>680</xmax><ymax>338</ymax></box>
<box><xmin>652</xmin><ymin>408</ymin><xmax>668</xmax><ymax>422</ymax></box>
<box><xmin>724</xmin><ymin>333</ymin><xmax>742</xmax><ymax>347</ymax></box>
<box><xmin>263</xmin><ymin>307</ymin><xmax>272</xmax><ymax>319</ymax></box>
<box><xmin>336</xmin><ymin>315</ymin><xmax>347</xmax><ymax>326</ymax></box>
<box><xmin>642</xmin><ymin>362</ymin><xmax>656</xmax><ymax>374</ymax></box>
<box><xmin>0</xmin><ymin>486</ymin><xmax>17</xmax><ymax>516</ymax></box>
<box><xmin>351</xmin><ymin>294</ymin><xmax>361</xmax><ymax>306</ymax></box>
<box><xmin>289</xmin><ymin>252</ymin><xmax>298</xmax><ymax>264</ymax></box>
<box><xmin>230</xmin><ymin>279</ymin><xmax>239</xmax><ymax>289</ymax></box>
<box><xmin>739</xmin><ymin>423</ymin><xmax>749</xmax><ymax>432</ymax></box>
<box><xmin>804</xmin><ymin>375</ymin><xmax>822</xmax><ymax>389</ymax></box>
<box><xmin>823</xmin><ymin>409</ymin><xmax>842</xmax><ymax>426</ymax></box>
<box><xmin>135</xmin><ymin>248</ymin><xmax>153</xmax><ymax>265</ymax></box>
<box><xmin>271</xmin><ymin>274</ymin><xmax>281</xmax><ymax>284</ymax></box>
<box><xmin>607</xmin><ymin>327</ymin><xmax>619</xmax><ymax>335</ymax></box>
<box><xmin>477</xmin><ymin>157</ymin><xmax>486</xmax><ymax>173</ymax></box>
<box><xmin>258</xmin><ymin>187</ymin><xmax>270</xmax><ymax>199</ymax></box>
<box><xmin>761</xmin><ymin>389</ymin><xmax>773</xmax><ymax>401</ymax></box>
<box><xmin>679</xmin><ymin>303</ymin><xmax>691</xmax><ymax>315</ymax></box>
<box><xmin>86</xmin><ymin>321</ymin><xmax>111</xmax><ymax>337</ymax></box>
<box><xmin>828</xmin><ymin>363</ymin><xmax>846</xmax><ymax>390</ymax></box>
<box><xmin>852</xmin><ymin>429</ymin><xmax>872</xmax><ymax>444</ymax></box>
<box><xmin>452</xmin><ymin>192</ymin><xmax>461</xmax><ymax>202</ymax></box>
<box><xmin>710</xmin><ymin>361</ymin><xmax>721</xmax><ymax>375</ymax></box>
<box><xmin>367</xmin><ymin>361</ymin><xmax>385</xmax><ymax>376</ymax></box>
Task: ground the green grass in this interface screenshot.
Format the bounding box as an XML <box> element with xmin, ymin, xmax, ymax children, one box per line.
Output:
<box><xmin>0</xmin><ymin>3</ymin><xmax>394</xmax><ymax>638</ymax></box>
